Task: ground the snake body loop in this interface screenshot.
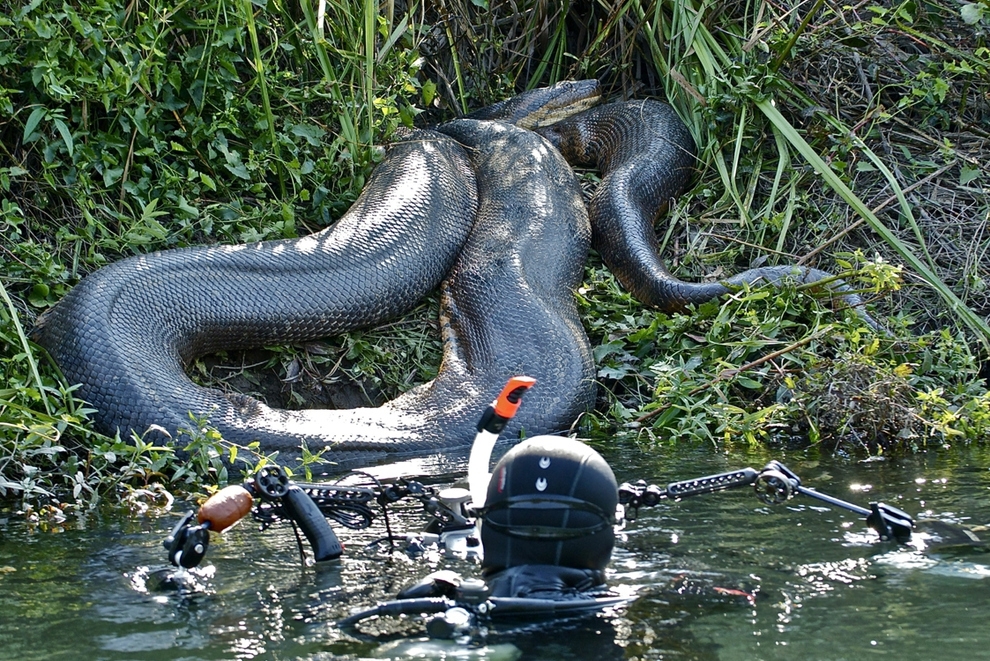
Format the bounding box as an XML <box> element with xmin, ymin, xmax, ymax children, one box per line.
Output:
<box><xmin>33</xmin><ymin>131</ymin><xmax>476</xmax><ymax>460</ymax></box>
<box><xmin>33</xmin><ymin>120</ymin><xmax>592</xmax><ymax>464</ymax></box>
<box><xmin>33</xmin><ymin>82</ymin><xmax>882</xmax><ymax>465</ymax></box>
<box><xmin>539</xmin><ymin>100</ymin><xmax>880</xmax><ymax>328</ymax></box>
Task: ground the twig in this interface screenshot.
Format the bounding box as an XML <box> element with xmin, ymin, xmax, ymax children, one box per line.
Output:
<box><xmin>118</xmin><ymin>127</ymin><xmax>138</xmax><ymax>214</ymax></box>
<box><xmin>798</xmin><ymin>160</ymin><xmax>957</xmax><ymax>265</ymax></box>
<box><xmin>770</xmin><ymin>0</ymin><xmax>826</xmax><ymax>72</ymax></box>
<box><xmin>706</xmin><ymin>232</ymin><xmax>797</xmax><ymax>259</ymax></box>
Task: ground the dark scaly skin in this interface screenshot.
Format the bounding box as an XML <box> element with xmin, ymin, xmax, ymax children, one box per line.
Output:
<box><xmin>32</xmin><ymin>116</ymin><xmax>593</xmax><ymax>464</ymax></box>
<box><xmin>466</xmin><ymin>79</ymin><xmax>601</xmax><ymax>129</ymax></box>
<box><xmin>537</xmin><ymin>99</ymin><xmax>881</xmax><ymax>329</ymax></box>
<box><xmin>32</xmin><ymin>131</ymin><xmax>480</xmax><ymax>462</ymax></box>
<box><xmin>429</xmin><ymin>119</ymin><xmax>594</xmax><ymax>442</ymax></box>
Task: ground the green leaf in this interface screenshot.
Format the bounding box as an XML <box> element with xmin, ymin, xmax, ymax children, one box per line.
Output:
<box><xmin>960</xmin><ymin>3</ymin><xmax>985</xmax><ymax>24</ymax></box>
<box><xmin>598</xmin><ymin>364</ymin><xmax>633</xmax><ymax>380</ymax></box>
<box><xmin>422</xmin><ymin>80</ymin><xmax>437</xmax><ymax>107</ymax></box>
<box><xmin>17</xmin><ymin>0</ymin><xmax>44</xmax><ymax>18</ymax></box>
<box><xmin>932</xmin><ymin>77</ymin><xmax>949</xmax><ymax>103</ymax></box>
<box><xmin>176</xmin><ymin>196</ymin><xmax>199</xmax><ymax>218</ymax></box>
<box><xmin>23</xmin><ymin>107</ymin><xmax>46</xmax><ymax>142</ymax></box>
<box><xmin>27</xmin><ymin>283</ymin><xmax>50</xmax><ymax>307</ymax></box>
<box><xmin>102</xmin><ymin>167</ymin><xmax>123</xmax><ymax>186</ymax></box>
<box><xmin>52</xmin><ymin>117</ymin><xmax>73</xmax><ymax>157</ymax></box>
<box><xmin>593</xmin><ymin>341</ymin><xmax>627</xmax><ymax>362</ymax></box>
<box><xmin>223</xmin><ymin>150</ymin><xmax>252</xmax><ymax>180</ymax></box>
<box><xmin>960</xmin><ymin>164</ymin><xmax>981</xmax><ymax>186</ymax></box>
<box><xmin>139</xmin><ymin>197</ymin><xmax>165</xmax><ymax>222</ymax></box>
<box><xmin>225</xmin><ymin>161</ymin><xmax>251</xmax><ymax>180</ymax></box>
<box><xmin>290</xmin><ymin>122</ymin><xmax>326</xmax><ymax>146</ymax></box>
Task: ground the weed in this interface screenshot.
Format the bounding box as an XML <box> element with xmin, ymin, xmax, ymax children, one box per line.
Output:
<box><xmin>0</xmin><ymin>0</ymin><xmax>436</xmax><ymax>507</ymax></box>
<box><xmin>1</xmin><ymin>0</ymin><xmax>989</xmax><ymax>511</ymax></box>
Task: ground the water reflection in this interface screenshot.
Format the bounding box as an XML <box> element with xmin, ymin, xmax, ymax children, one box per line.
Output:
<box><xmin>3</xmin><ymin>445</ymin><xmax>990</xmax><ymax>659</ymax></box>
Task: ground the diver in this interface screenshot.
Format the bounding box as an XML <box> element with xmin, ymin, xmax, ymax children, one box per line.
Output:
<box><xmin>163</xmin><ymin>375</ymin><xmax>976</xmax><ymax>639</ymax></box>
<box><xmin>338</xmin><ymin>377</ymin><xmax>632</xmax><ymax>632</ymax></box>
<box><xmin>406</xmin><ymin>434</ymin><xmax>619</xmax><ymax>602</ymax></box>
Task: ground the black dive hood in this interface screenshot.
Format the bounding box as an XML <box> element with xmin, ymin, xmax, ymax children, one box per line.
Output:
<box><xmin>480</xmin><ymin>436</ymin><xmax>619</xmax><ymax>574</ymax></box>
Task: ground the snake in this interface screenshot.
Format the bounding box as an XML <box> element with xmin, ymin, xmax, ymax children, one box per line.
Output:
<box><xmin>32</xmin><ymin>80</ymin><xmax>878</xmax><ymax>466</ymax></box>
<box><xmin>534</xmin><ymin>100</ymin><xmax>879</xmax><ymax>323</ymax></box>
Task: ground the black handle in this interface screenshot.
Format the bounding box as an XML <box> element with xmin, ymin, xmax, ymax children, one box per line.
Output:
<box><xmin>282</xmin><ymin>485</ymin><xmax>343</xmax><ymax>561</ymax></box>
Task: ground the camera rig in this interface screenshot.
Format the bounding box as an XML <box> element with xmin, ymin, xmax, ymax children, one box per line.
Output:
<box><xmin>159</xmin><ymin>375</ymin><xmax>976</xmax><ymax>639</ymax></box>
<box><xmin>165</xmin><ymin>454</ymin><xmax>917</xmax><ymax>571</ymax></box>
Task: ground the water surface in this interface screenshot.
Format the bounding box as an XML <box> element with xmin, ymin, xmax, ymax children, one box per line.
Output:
<box><xmin>2</xmin><ymin>444</ymin><xmax>989</xmax><ymax>660</ymax></box>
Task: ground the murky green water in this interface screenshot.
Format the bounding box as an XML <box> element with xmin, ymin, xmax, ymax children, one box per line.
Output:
<box><xmin>2</xmin><ymin>444</ymin><xmax>989</xmax><ymax>660</ymax></box>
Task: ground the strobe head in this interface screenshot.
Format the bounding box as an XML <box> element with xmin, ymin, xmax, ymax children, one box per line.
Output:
<box><xmin>480</xmin><ymin>436</ymin><xmax>618</xmax><ymax>573</ymax></box>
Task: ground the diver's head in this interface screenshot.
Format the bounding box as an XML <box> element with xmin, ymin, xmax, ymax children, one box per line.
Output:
<box><xmin>480</xmin><ymin>436</ymin><xmax>618</xmax><ymax>574</ymax></box>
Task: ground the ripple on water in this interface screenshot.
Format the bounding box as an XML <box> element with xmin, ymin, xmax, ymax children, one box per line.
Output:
<box><xmin>4</xmin><ymin>446</ymin><xmax>990</xmax><ymax>660</ymax></box>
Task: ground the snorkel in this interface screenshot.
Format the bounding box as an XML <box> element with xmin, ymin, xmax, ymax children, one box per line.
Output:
<box><xmin>468</xmin><ymin>376</ymin><xmax>536</xmax><ymax>508</ymax></box>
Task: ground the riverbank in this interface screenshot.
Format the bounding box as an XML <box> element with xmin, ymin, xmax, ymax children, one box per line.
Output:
<box><xmin>1</xmin><ymin>0</ymin><xmax>988</xmax><ymax>511</ymax></box>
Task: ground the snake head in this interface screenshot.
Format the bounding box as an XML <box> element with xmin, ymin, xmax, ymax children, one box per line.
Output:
<box><xmin>466</xmin><ymin>79</ymin><xmax>602</xmax><ymax>130</ymax></box>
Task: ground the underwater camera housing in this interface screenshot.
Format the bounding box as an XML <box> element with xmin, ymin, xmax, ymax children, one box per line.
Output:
<box><xmin>480</xmin><ymin>435</ymin><xmax>619</xmax><ymax>574</ymax></box>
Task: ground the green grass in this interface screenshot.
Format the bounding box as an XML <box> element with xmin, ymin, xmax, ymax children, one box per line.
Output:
<box><xmin>1</xmin><ymin>0</ymin><xmax>988</xmax><ymax>511</ymax></box>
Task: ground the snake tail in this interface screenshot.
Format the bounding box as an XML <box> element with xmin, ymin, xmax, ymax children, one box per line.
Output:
<box><xmin>539</xmin><ymin>100</ymin><xmax>883</xmax><ymax>330</ymax></box>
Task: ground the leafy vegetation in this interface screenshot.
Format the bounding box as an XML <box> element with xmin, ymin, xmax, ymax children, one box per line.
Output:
<box><xmin>1</xmin><ymin>0</ymin><xmax>988</xmax><ymax>512</ymax></box>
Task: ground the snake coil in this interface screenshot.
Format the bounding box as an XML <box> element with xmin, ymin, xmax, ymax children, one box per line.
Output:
<box><xmin>33</xmin><ymin>81</ymin><xmax>881</xmax><ymax>465</ymax></box>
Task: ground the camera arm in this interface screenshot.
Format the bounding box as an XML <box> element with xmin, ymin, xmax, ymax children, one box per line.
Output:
<box><xmin>618</xmin><ymin>460</ymin><xmax>915</xmax><ymax>543</ymax></box>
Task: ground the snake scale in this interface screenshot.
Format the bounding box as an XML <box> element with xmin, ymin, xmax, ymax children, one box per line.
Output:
<box><xmin>32</xmin><ymin>81</ymin><xmax>877</xmax><ymax>465</ymax></box>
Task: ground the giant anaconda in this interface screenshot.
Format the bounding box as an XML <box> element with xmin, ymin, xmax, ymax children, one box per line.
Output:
<box><xmin>32</xmin><ymin>81</ymin><xmax>877</xmax><ymax>464</ymax></box>
<box><xmin>535</xmin><ymin>101</ymin><xmax>878</xmax><ymax>318</ymax></box>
